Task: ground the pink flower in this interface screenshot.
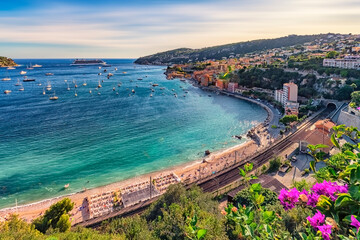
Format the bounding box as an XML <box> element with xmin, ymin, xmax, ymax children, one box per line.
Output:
<box><xmin>306</xmin><ymin>181</ymin><xmax>348</xmax><ymax>206</ymax></box>
<box><xmin>351</xmin><ymin>215</ymin><xmax>360</xmax><ymax>232</ymax></box>
<box><xmin>307</xmin><ymin>210</ymin><xmax>325</xmax><ymax>229</ymax></box>
<box><xmin>278</xmin><ymin>188</ymin><xmax>300</xmax><ymax>210</ymax></box>
<box><xmin>318</xmin><ymin>224</ymin><xmax>332</xmax><ymax>240</ymax></box>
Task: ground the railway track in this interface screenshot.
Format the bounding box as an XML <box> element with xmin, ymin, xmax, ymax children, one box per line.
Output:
<box><xmin>198</xmin><ymin>107</ymin><xmax>334</xmax><ymax>193</ymax></box>
<box><xmin>80</xmin><ymin>107</ymin><xmax>334</xmax><ymax>228</ymax></box>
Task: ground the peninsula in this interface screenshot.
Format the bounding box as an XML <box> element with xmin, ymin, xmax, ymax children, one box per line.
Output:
<box><xmin>0</xmin><ymin>56</ymin><xmax>17</xmax><ymax>67</ymax></box>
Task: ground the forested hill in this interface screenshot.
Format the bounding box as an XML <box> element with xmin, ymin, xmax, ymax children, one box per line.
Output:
<box><xmin>135</xmin><ymin>33</ymin><xmax>334</xmax><ymax>65</ymax></box>
<box><xmin>0</xmin><ymin>56</ymin><xmax>17</xmax><ymax>67</ymax></box>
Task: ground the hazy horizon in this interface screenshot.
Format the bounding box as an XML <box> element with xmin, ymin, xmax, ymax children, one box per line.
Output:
<box><xmin>1</xmin><ymin>0</ymin><xmax>359</xmax><ymax>58</ymax></box>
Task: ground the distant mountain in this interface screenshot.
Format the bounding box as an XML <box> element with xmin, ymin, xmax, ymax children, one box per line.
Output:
<box><xmin>0</xmin><ymin>56</ymin><xmax>17</xmax><ymax>67</ymax></box>
<box><xmin>135</xmin><ymin>33</ymin><xmax>336</xmax><ymax>65</ymax></box>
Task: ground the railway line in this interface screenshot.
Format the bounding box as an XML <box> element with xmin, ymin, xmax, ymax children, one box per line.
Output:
<box><xmin>198</xmin><ymin>106</ymin><xmax>335</xmax><ymax>193</ymax></box>
<box><xmin>79</xmin><ymin>106</ymin><xmax>335</xmax><ymax>228</ymax></box>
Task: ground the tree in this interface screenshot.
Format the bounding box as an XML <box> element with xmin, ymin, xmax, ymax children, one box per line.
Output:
<box><xmin>233</xmin><ymin>188</ymin><xmax>278</xmax><ymax>208</ymax></box>
<box><xmin>325</xmin><ymin>51</ymin><xmax>339</xmax><ymax>59</ymax></box>
<box><xmin>33</xmin><ymin>198</ymin><xmax>74</xmax><ymax>233</ymax></box>
<box><xmin>351</xmin><ymin>91</ymin><xmax>360</xmax><ymax>106</ymax></box>
<box><xmin>350</xmin><ymin>83</ymin><xmax>357</xmax><ymax>92</ymax></box>
<box><xmin>279</xmin><ymin>115</ymin><xmax>298</xmax><ymax>125</ymax></box>
<box><xmin>56</xmin><ymin>214</ymin><xmax>71</xmax><ymax>232</ymax></box>
<box><xmin>335</xmin><ymin>85</ymin><xmax>353</xmax><ymax>101</ymax></box>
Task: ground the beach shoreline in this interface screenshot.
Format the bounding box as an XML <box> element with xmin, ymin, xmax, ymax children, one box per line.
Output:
<box><xmin>0</xmin><ymin>80</ymin><xmax>273</xmax><ymax>224</ymax></box>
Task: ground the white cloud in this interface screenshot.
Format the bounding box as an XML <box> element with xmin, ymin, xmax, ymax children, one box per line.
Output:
<box><xmin>0</xmin><ymin>0</ymin><xmax>359</xmax><ymax>58</ymax></box>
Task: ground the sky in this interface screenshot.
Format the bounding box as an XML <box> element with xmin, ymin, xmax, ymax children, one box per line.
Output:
<box><xmin>0</xmin><ymin>0</ymin><xmax>359</xmax><ymax>58</ymax></box>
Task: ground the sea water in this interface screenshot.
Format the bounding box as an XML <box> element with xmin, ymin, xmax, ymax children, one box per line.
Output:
<box><xmin>0</xmin><ymin>59</ymin><xmax>267</xmax><ymax>208</ymax></box>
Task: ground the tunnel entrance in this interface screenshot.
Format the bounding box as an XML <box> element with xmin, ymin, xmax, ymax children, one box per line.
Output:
<box><xmin>326</xmin><ymin>102</ymin><xmax>337</xmax><ymax>111</ymax></box>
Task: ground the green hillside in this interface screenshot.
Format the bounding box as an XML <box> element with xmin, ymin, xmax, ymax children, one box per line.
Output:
<box><xmin>0</xmin><ymin>56</ymin><xmax>17</xmax><ymax>67</ymax></box>
<box><xmin>135</xmin><ymin>33</ymin><xmax>336</xmax><ymax>65</ymax></box>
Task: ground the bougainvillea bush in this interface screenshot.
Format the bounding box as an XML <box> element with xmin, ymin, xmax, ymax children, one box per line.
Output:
<box><xmin>224</xmin><ymin>124</ymin><xmax>360</xmax><ymax>239</ymax></box>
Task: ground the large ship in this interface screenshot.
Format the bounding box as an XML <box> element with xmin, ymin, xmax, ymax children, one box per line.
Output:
<box><xmin>71</xmin><ymin>59</ymin><xmax>111</xmax><ymax>67</ymax></box>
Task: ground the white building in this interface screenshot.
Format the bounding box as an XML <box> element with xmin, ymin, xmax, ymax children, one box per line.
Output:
<box><xmin>323</xmin><ymin>55</ymin><xmax>360</xmax><ymax>69</ymax></box>
<box><xmin>274</xmin><ymin>82</ymin><xmax>298</xmax><ymax>105</ymax></box>
<box><xmin>274</xmin><ymin>82</ymin><xmax>299</xmax><ymax>116</ymax></box>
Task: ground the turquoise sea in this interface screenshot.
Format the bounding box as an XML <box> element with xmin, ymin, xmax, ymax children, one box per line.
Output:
<box><xmin>0</xmin><ymin>59</ymin><xmax>267</xmax><ymax>208</ymax></box>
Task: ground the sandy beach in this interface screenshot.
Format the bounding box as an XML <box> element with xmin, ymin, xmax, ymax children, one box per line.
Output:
<box><xmin>0</xmin><ymin>131</ymin><xmax>268</xmax><ymax>225</ymax></box>
<box><xmin>0</xmin><ymin>81</ymin><xmax>274</xmax><ymax>225</ymax></box>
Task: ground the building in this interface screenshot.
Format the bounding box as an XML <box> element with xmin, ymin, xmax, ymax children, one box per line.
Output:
<box><xmin>200</xmin><ymin>74</ymin><xmax>210</xmax><ymax>87</ymax></box>
<box><xmin>216</xmin><ymin>80</ymin><xmax>224</xmax><ymax>90</ymax></box>
<box><xmin>227</xmin><ymin>82</ymin><xmax>238</xmax><ymax>93</ymax></box>
<box><xmin>314</xmin><ymin>119</ymin><xmax>336</xmax><ymax>134</ymax></box>
<box><xmin>323</xmin><ymin>55</ymin><xmax>360</xmax><ymax>69</ymax></box>
<box><xmin>274</xmin><ymin>89</ymin><xmax>284</xmax><ymax>103</ymax></box>
<box><xmin>283</xmin><ymin>82</ymin><xmax>298</xmax><ymax>103</ymax></box>
<box><xmin>274</xmin><ymin>82</ymin><xmax>298</xmax><ymax>105</ymax></box>
<box><xmin>285</xmin><ymin>102</ymin><xmax>300</xmax><ymax>116</ymax></box>
<box><xmin>275</xmin><ymin>82</ymin><xmax>299</xmax><ymax>116</ymax></box>
<box><xmin>298</xmin><ymin>129</ymin><xmax>333</xmax><ymax>154</ymax></box>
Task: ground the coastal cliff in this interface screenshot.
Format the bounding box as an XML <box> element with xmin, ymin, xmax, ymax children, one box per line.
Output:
<box><xmin>135</xmin><ymin>33</ymin><xmax>334</xmax><ymax>65</ymax></box>
<box><xmin>0</xmin><ymin>56</ymin><xmax>17</xmax><ymax>67</ymax></box>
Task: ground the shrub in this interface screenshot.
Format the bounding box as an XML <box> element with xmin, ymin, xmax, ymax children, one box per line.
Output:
<box><xmin>261</xmin><ymin>164</ymin><xmax>267</xmax><ymax>173</ymax></box>
<box><xmin>279</xmin><ymin>115</ymin><xmax>298</xmax><ymax>125</ymax></box>
<box><xmin>291</xmin><ymin>179</ymin><xmax>311</xmax><ymax>192</ymax></box>
<box><xmin>233</xmin><ymin>188</ymin><xmax>279</xmax><ymax>208</ymax></box>
<box><xmin>33</xmin><ymin>198</ymin><xmax>74</xmax><ymax>233</ymax></box>
<box><xmin>268</xmin><ymin>157</ymin><xmax>281</xmax><ymax>173</ymax></box>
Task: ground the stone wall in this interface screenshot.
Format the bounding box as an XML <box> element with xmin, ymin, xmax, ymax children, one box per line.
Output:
<box><xmin>337</xmin><ymin>108</ymin><xmax>360</xmax><ymax>129</ymax></box>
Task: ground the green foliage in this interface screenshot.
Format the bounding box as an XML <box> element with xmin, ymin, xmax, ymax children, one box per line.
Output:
<box><xmin>279</xmin><ymin>115</ymin><xmax>298</xmax><ymax>125</ymax></box>
<box><xmin>0</xmin><ymin>215</ymin><xmax>42</xmax><ymax>240</ymax></box>
<box><xmin>135</xmin><ymin>34</ymin><xmax>331</xmax><ymax>64</ymax></box>
<box><xmin>33</xmin><ymin>198</ymin><xmax>74</xmax><ymax>233</ymax></box>
<box><xmin>335</xmin><ymin>85</ymin><xmax>353</xmax><ymax>101</ymax></box>
<box><xmin>0</xmin><ymin>56</ymin><xmax>17</xmax><ymax>67</ymax></box>
<box><xmin>233</xmin><ymin>188</ymin><xmax>279</xmax><ymax>209</ymax></box>
<box><xmin>268</xmin><ymin>157</ymin><xmax>282</xmax><ymax>173</ymax></box>
<box><xmin>0</xmin><ymin>215</ymin><xmax>122</xmax><ymax>240</ymax></box>
<box><xmin>55</xmin><ymin>214</ymin><xmax>71</xmax><ymax>233</ymax></box>
<box><xmin>271</xmin><ymin>125</ymin><xmax>277</xmax><ymax>129</ymax></box>
<box><xmin>325</xmin><ymin>51</ymin><xmax>339</xmax><ymax>59</ymax></box>
<box><xmin>351</xmin><ymin>91</ymin><xmax>360</xmax><ymax>107</ymax></box>
<box><xmin>100</xmin><ymin>215</ymin><xmax>156</xmax><ymax>240</ymax></box>
<box><xmin>291</xmin><ymin>179</ymin><xmax>311</xmax><ymax>192</ymax></box>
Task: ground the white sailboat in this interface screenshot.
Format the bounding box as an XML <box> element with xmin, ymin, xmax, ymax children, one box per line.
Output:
<box><xmin>27</xmin><ymin>63</ymin><xmax>34</xmax><ymax>70</ymax></box>
<box><xmin>46</xmin><ymin>81</ymin><xmax>52</xmax><ymax>91</ymax></box>
<box><xmin>49</xmin><ymin>91</ymin><xmax>58</xmax><ymax>100</ymax></box>
<box><xmin>2</xmin><ymin>70</ymin><xmax>11</xmax><ymax>81</ymax></box>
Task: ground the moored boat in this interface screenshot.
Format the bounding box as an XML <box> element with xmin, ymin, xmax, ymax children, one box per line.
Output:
<box><xmin>23</xmin><ymin>77</ymin><xmax>35</xmax><ymax>82</ymax></box>
<box><xmin>20</xmin><ymin>71</ymin><xmax>27</xmax><ymax>75</ymax></box>
<box><xmin>71</xmin><ymin>59</ymin><xmax>110</xmax><ymax>67</ymax></box>
<box><xmin>4</xmin><ymin>90</ymin><xmax>11</xmax><ymax>94</ymax></box>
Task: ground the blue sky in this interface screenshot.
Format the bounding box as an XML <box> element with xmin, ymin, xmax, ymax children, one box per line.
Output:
<box><xmin>0</xmin><ymin>0</ymin><xmax>359</xmax><ymax>58</ymax></box>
